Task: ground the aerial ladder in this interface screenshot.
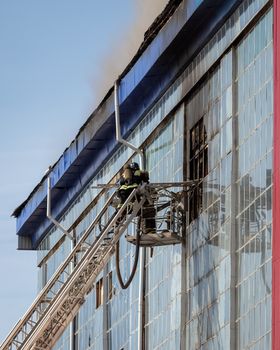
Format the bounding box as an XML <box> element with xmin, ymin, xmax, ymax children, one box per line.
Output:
<box><xmin>0</xmin><ymin>181</ymin><xmax>194</xmax><ymax>350</ymax></box>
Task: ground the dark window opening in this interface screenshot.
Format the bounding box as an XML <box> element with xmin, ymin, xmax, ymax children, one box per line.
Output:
<box><xmin>96</xmin><ymin>278</ymin><xmax>104</xmax><ymax>308</ymax></box>
<box><xmin>88</xmin><ymin>335</ymin><xmax>91</xmax><ymax>347</ymax></box>
<box><xmin>189</xmin><ymin>118</ymin><xmax>208</xmax><ymax>222</ymax></box>
<box><xmin>108</xmin><ymin>271</ymin><xmax>113</xmax><ymax>300</ymax></box>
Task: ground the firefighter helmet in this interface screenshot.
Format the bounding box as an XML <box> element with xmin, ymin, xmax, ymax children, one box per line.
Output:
<box><xmin>129</xmin><ymin>162</ymin><xmax>140</xmax><ymax>171</ymax></box>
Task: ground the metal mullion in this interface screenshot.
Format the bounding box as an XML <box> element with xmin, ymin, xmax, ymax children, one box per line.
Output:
<box><xmin>230</xmin><ymin>47</ymin><xmax>238</xmax><ymax>350</ymax></box>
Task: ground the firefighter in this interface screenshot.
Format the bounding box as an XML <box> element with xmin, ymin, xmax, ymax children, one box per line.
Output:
<box><xmin>116</xmin><ymin>162</ymin><xmax>148</xmax><ymax>207</ymax></box>
<box><xmin>116</xmin><ymin>162</ymin><xmax>156</xmax><ymax>234</ymax></box>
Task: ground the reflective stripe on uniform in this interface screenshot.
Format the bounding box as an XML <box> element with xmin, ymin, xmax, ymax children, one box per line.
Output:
<box><xmin>119</xmin><ymin>183</ymin><xmax>138</xmax><ymax>190</ymax></box>
<box><xmin>126</xmin><ymin>183</ymin><xmax>138</xmax><ymax>189</ymax></box>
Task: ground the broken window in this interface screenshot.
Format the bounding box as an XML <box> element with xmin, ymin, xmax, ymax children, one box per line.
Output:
<box><xmin>96</xmin><ymin>278</ymin><xmax>104</xmax><ymax>309</ymax></box>
<box><xmin>189</xmin><ymin>118</ymin><xmax>208</xmax><ymax>222</ymax></box>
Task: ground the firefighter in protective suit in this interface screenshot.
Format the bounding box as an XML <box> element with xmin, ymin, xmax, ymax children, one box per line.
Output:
<box><xmin>116</xmin><ymin>162</ymin><xmax>156</xmax><ymax>234</ymax></box>
<box><xmin>117</xmin><ymin>162</ymin><xmax>145</xmax><ymax>205</ymax></box>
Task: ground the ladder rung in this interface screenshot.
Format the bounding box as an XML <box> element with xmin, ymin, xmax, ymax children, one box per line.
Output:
<box><xmin>27</xmin><ymin>319</ymin><xmax>36</xmax><ymax>326</ymax></box>
<box><xmin>12</xmin><ymin>339</ymin><xmax>22</xmax><ymax>348</ymax></box>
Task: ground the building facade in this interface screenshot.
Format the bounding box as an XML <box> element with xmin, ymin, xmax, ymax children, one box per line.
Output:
<box><xmin>9</xmin><ymin>0</ymin><xmax>278</xmax><ymax>349</ymax></box>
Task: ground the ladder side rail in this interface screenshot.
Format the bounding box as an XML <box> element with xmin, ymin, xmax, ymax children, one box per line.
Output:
<box><xmin>0</xmin><ymin>191</ymin><xmax>117</xmax><ymax>350</ymax></box>
<box><xmin>22</xmin><ymin>190</ymin><xmax>145</xmax><ymax>349</ymax></box>
<box><xmin>45</xmin><ymin>197</ymin><xmax>145</xmax><ymax>350</ymax></box>
<box><xmin>40</xmin><ymin>195</ymin><xmax>146</xmax><ymax>350</ymax></box>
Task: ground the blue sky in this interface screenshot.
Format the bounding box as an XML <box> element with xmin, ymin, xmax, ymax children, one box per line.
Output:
<box><xmin>0</xmin><ymin>0</ymin><xmax>167</xmax><ymax>342</ymax></box>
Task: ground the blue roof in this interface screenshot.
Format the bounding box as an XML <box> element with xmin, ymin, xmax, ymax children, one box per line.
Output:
<box><xmin>13</xmin><ymin>0</ymin><xmax>241</xmax><ymax>249</ymax></box>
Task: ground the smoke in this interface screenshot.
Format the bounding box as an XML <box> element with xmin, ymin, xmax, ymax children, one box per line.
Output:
<box><xmin>90</xmin><ymin>0</ymin><xmax>169</xmax><ymax>107</ymax></box>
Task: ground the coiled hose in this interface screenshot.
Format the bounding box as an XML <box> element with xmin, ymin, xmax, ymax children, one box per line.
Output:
<box><xmin>115</xmin><ymin>200</ymin><xmax>172</xmax><ymax>289</ymax></box>
<box><xmin>115</xmin><ymin>218</ymin><xmax>141</xmax><ymax>289</ymax></box>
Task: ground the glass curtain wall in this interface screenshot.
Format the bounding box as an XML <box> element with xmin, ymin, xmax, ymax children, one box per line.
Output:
<box><xmin>144</xmin><ymin>105</ymin><xmax>184</xmax><ymax>349</ymax></box>
<box><xmin>185</xmin><ymin>51</ymin><xmax>233</xmax><ymax>349</ymax></box>
<box><xmin>185</xmin><ymin>6</ymin><xmax>273</xmax><ymax>350</ymax></box>
<box><xmin>236</xmin><ymin>8</ymin><xmax>273</xmax><ymax>349</ymax></box>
